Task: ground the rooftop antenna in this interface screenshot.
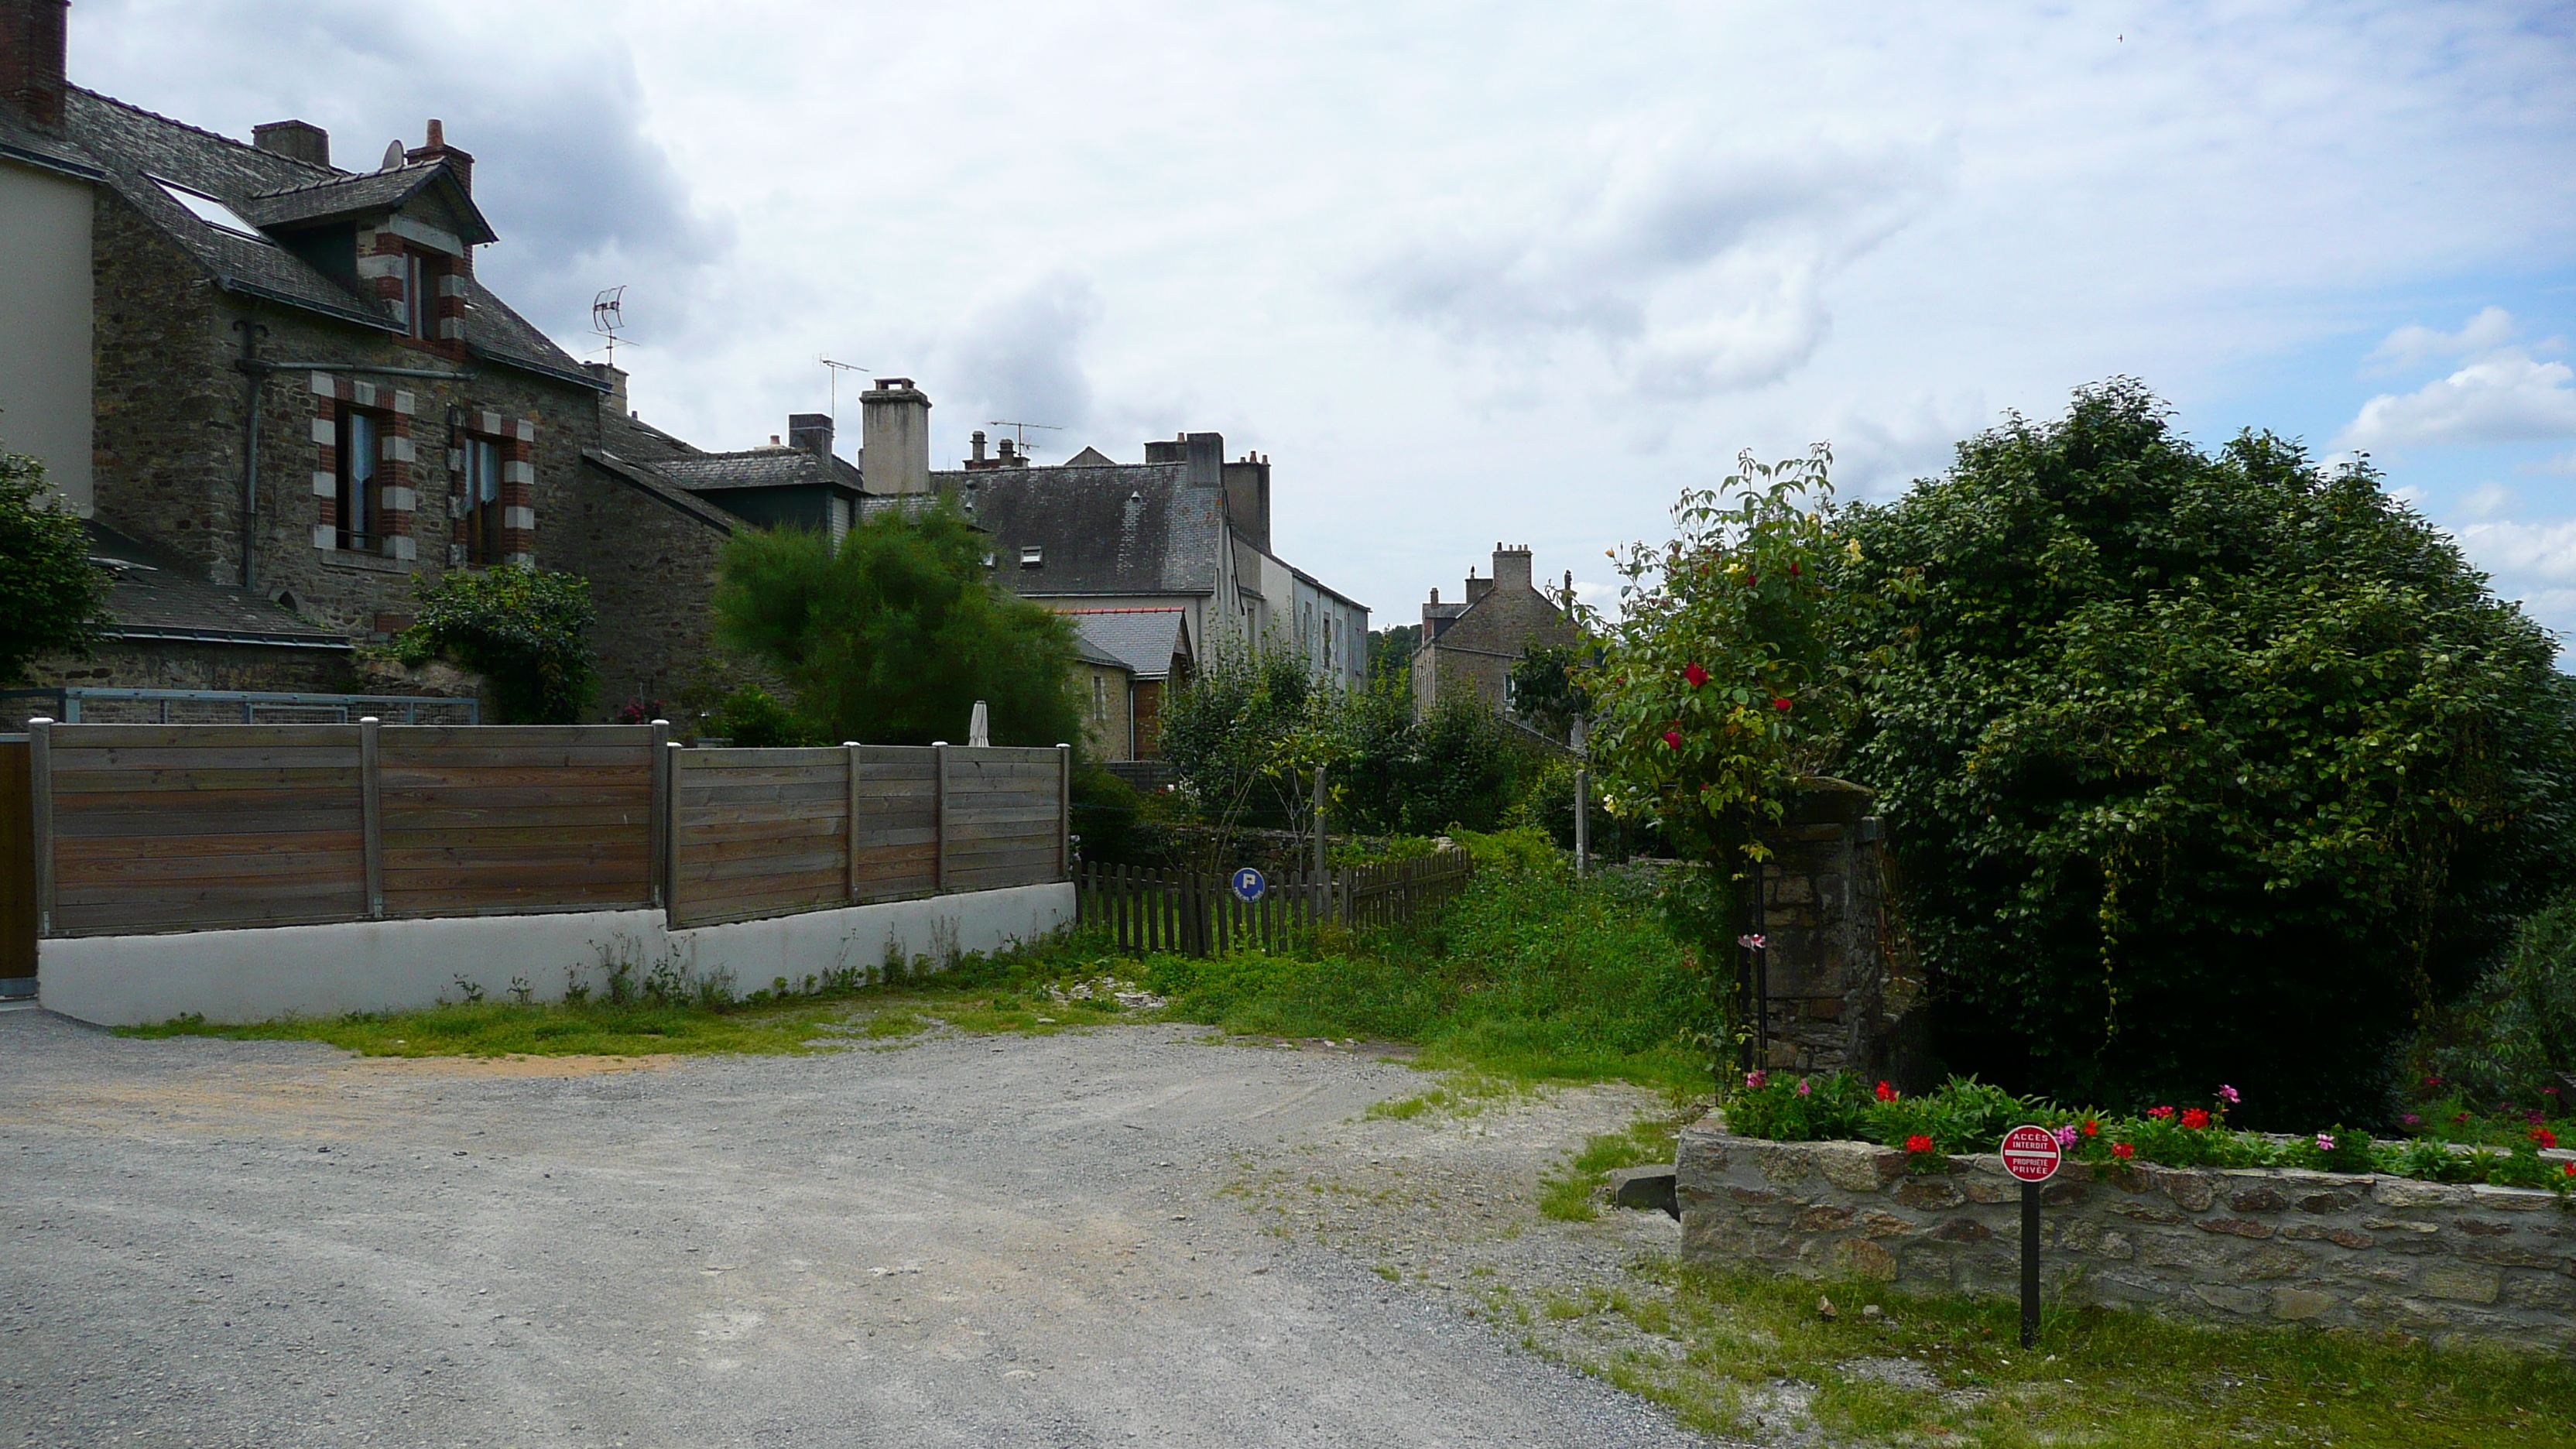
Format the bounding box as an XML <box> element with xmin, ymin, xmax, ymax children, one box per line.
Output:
<box><xmin>590</xmin><ymin>286</ymin><xmax>628</xmax><ymax>365</ymax></box>
<box><xmin>820</xmin><ymin>358</ymin><xmax>868</xmax><ymax>427</ymax></box>
<box><xmin>987</xmin><ymin>420</ymin><xmax>1063</xmax><ymax>454</ymax></box>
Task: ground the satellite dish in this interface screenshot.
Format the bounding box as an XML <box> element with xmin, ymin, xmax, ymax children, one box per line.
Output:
<box><xmin>380</xmin><ymin>139</ymin><xmax>405</xmax><ymax>172</ymax></box>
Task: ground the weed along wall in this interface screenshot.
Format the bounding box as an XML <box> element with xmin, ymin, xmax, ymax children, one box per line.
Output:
<box><xmin>1676</xmin><ymin>1120</ymin><xmax>2576</xmax><ymax>1357</ymax></box>
<box><xmin>19</xmin><ymin>721</ymin><xmax>1075</xmax><ymax>1026</ymax></box>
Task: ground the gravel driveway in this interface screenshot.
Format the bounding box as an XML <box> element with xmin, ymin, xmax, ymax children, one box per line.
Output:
<box><xmin>0</xmin><ymin>1007</ymin><xmax>1710</xmax><ymax>1447</ymax></box>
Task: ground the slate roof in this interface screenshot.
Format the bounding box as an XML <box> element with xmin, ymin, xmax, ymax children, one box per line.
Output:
<box><xmin>1060</xmin><ymin>608</ymin><xmax>1192</xmax><ymax>680</ymax></box>
<box><xmin>578</xmin><ymin>450</ymin><xmax>745</xmax><ymax>536</ymax></box>
<box><xmin>0</xmin><ymin>103</ymin><xmax>103</xmax><ymax>180</ymax></box>
<box><xmin>84</xmin><ymin>523</ymin><xmax>349</xmax><ymax>649</ymax></box>
<box><xmin>933</xmin><ymin>464</ymin><xmax>1221</xmax><ymax>598</ymax></box>
<box><xmin>52</xmin><ymin>88</ymin><xmax>591</xmax><ymax>387</ymax></box>
<box><xmin>658</xmin><ymin>448</ymin><xmax>865</xmax><ymax>495</ymax></box>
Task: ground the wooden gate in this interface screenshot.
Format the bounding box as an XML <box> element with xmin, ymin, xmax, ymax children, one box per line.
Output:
<box><xmin>0</xmin><ymin>739</ymin><xmax>32</xmax><ymax>981</ymax></box>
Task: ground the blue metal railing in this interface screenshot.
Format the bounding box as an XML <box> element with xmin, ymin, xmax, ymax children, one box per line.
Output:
<box><xmin>0</xmin><ymin>687</ymin><xmax>480</xmax><ymax>725</ymax></box>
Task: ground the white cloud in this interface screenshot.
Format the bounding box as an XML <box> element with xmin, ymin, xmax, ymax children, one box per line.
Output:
<box><xmin>2455</xmin><ymin>518</ymin><xmax>2576</xmax><ymax>586</ymax></box>
<box><xmin>2463</xmin><ymin>482</ymin><xmax>2520</xmax><ymax>518</ymax></box>
<box><xmin>2339</xmin><ymin>352</ymin><xmax>2576</xmax><ymax>448</ymax></box>
<box><xmin>2518</xmin><ymin>450</ymin><xmax>2576</xmax><ymax>477</ymax></box>
<box><xmin>939</xmin><ymin>273</ymin><xmax>1105</xmax><ymax>444</ymax></box>
<box><xmin>2366</xmin><ymin>306</ymin><xmax>2518</xmax><ymax>371</ymax></box>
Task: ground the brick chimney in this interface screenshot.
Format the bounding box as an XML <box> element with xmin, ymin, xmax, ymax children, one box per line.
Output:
<box><xmin>860</xmin><ymin>378</ymin><xmax>930</xmax><ymax>495</ymax></box>
<box><xmin>404</xmin><ymin>118</ymin><xmax>473</xmax><ymax>194</ymax></box>
<box><xmin>1492</xmin><ymin>543</ymin><xmax>1533</xmax><ymax>594</ymax></box>
<box><xmin>0</xmin><ymin>0</ymin><xmax>68</xmax><ymax>130</ymax></box>
<box><xmin>253</xmin><ymin>119</ymin><xmax>331</xmax><ymax>168</ymax></box>
<box><xmin>583</xmin><ymin>361</ymin><xmax>629</xmax><ymax>415</ymax></box>
<box><xmin>788</xmin><ymin>413</ymin><xmax>834</xmax><ymax>456</ymax></box>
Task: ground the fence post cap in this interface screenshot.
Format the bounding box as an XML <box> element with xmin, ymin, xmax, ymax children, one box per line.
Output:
<box><xmin>358</xmin><ymin>715</ymin><xmax>380</xmax><ymax>723</ymax></box>
<box><xmin>1057</xmin><ymin>742</ymin><xmax>1070</xmax><ymax>749</ymax></box>
<box><xmin>650</xmin><ymin>718</ymin><xmax>671</xmax><ymax>727</ymax></box>
<box><xmin>26</xmin><ymin>717</ymin><xmax>53</xmax><ymax>725</ymax></box>
<box><xmin>842</xmin><ymin>740</ymin><xmax>861</xmax><ymax>746</ymax></box>
<box><xmin>932</xmin><ymin>741</ymin><xmax>947</xmax><ymax>748</ymax></box>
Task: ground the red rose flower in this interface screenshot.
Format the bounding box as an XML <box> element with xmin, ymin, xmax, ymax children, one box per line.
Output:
<box><xmin>1875</xmin><ymin>1081</ymin><xmax>1897</xmax><ymax>1102</ymax></box>
<box><xmin>1663</xmin><ymin>730</ymin><xmax>1681</xmax><ymax>749</ymax></box>
<box><xmin>1772</xmin><ymin>697</ymin><xmax>1792</xmax><ymax>711</ymax></box>
<box><xmin>1684</xmin><ymin>663</ymin><xmax>1709</xmax><ymax>688</ymax></box>
<box><xmin>2112</xmin><ymin>1142</ymin><xmax>2136</xmax><ymax>1160</ymax></box>
<box><xmin>1904</xmin><ymin>1135</ymin><xmax>1935</xmax><ymax>1155</ymax></box>
<box><xmin>2182</xmin><ymin>1108</ymin><xmax>2211</xmax><ymax>1130</ymax></box>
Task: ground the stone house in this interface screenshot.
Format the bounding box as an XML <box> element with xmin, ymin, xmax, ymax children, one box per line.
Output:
<box><xmin>1060</xmin><ymin>607</ymin><xmax>1194</xmax><ymax>761</ymax></box>
<box><xmin>0</xmin><ymin>5</ymin><xmax>803</xmax><ymax>723</ymax></box>
<box><xmin>930</xmin><ymin>426</ymin><xmax>1366</xmax><ymax>698</ymax></box>
<box><xmin>1410</xmin><ymin>544</ymin><xmax>1581</xmax><ymax>724</ymax></box>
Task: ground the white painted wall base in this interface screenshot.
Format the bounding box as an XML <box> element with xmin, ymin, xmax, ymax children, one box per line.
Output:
<box><xmin>36</xmin><ymin>884</ymin><xmax>1074</xmax><ymax>1028</ymax></box>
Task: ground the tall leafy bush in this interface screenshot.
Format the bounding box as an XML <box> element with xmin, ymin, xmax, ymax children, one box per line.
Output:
<box><xmin>0</xmin><ymin>448</ymin><xmax>112</xmax><ymax>684</ymax></box>
<box><xmin>396</xmin><ymin>565</ymin><xmax>597</xmax><ymax>724</ymax></box>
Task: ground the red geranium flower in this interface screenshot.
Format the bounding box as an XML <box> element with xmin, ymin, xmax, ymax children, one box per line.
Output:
<box><xmin>2146</xmin><ymin>1106</ymin><xmax>2174</xmax><ymax>1121</ymax></box>
<box><xmin>1904</xmin><ymin>1135</ymin><xmax>1935</xmax><ymax>1155</ymax></box>
<box><xmin>1663</xmin><ymin>729</ymin><xmax>1681</xmax><ymax>749</ymax></box>
<box><xmin>2112</xmin><ymin>1142</ymin><xmax>2136</xmax><ymax>1160</ymax></box>
<box><xmin>1684</xmin><ymin>663</ymin><xmax>1709</xmax><ymax>688</ymax></box>
<box><xmin>2081</xmin><ymin>1119</ymin><xmax>2100</xmax><ymax>1137</ymax></box>
<box><xmin>2535</xmin><ymin>1128</ymin><xmax>2561</xmax><ymax>1151</ymax></box>
<box><xmin>1875</xmin><ymin>1081</ymin><xmax>1897</xmax><ymax>1102</ymax></box>
<box><xmin>2181</xmin><ymin>1108</ymin><xmax>2211</xmax><ymax>1130</ymax></box>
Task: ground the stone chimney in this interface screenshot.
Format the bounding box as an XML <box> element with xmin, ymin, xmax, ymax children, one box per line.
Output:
<box><xmin>1464</xmin><ymin>566</ymin><xmax>1492</xmax><ymax>605</ymax></box>
<box><xmin>0</xmin><ymin>0</ymin><xmax>68</xmax><ymax>130</ymax></box>
<box><xmin>583</xmin><ymin>361</ymin><xmax>629</xmax><ymax>415</ymax></box>
<box><xmin>788</xmin><ymin>413</ymin><xmax>834</xmax><ymax>456</ymax></box>
<box><xmin>253</xmin><ymin>119</ymin><xmax>331</xmax><ymax>168</ymax></box>
<box><xmin>860</xmin><ymin>378</ymin><xmax>931</xmax><ymax>495</ymax></box>
<box><xmin>1493</xmin><ymin>543</ymin><xmax>1533</xmax><ymax>594</ymax></box>
<box><xmin>404</xmin><ymin>118</ymin><xmax>473</xmax><ymax>194</ymax></box>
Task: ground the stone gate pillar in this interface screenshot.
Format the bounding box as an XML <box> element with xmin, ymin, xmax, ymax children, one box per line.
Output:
<box><xmin>1752</xmin><ymin>779</ymin><xmax>1919</xmax><ymax>1081</ymax></box>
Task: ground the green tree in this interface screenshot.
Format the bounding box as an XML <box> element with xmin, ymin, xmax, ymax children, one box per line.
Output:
<box><xmin>1585</xmin><ymin>445</ymin><xmax>1879</xmax><ymax>1066</ymax></box>
<box><xmin>1507</xmin><ymin>642</ymin><xmax>1592</xmax><ymax>742</ymax></box>
<box><xmin>0</xmin><ymin>448</ymin><xmax>113</xmax><ymax>684</ymax></box>
<box><xmin>711</xmin><ymin>501</ymin><xmax>1083</xmax><ymax>748</ymax></box>
<box><xmin>1368</xmin><ymin>624</ymin><xmax>1420</xmax><ymax>688</ymax></box>
<box><xmin>1157</xmin><ymin>633</ymin><xmax>1321</xmax><ymax>835</ymax></box>
<box><xmin>1838</xmin><ymin>380</ymin><xmax>2576</xmax><ymax>1124</ymax></box>
<box><xmin>395</xmin><ymin>565</ymin><xmax>598</xmax><ymax>724</ymax></box>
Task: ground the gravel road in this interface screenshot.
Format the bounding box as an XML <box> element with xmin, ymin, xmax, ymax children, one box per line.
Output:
<box><xmin>0</xmin><ymin>1007</ymin><xmax>1713</xmax><ymax>1448</ymax></box>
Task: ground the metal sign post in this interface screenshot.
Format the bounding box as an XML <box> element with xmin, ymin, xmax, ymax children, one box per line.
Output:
<box><xmin>1999</xmin><ymin>1124</ymin><xmax>2063</xmax><ymax>1348</ymax></box>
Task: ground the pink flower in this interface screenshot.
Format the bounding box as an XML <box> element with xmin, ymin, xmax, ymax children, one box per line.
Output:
<box><xmin>1737</xmin><ymin>933</ymin><xmax>1767</xmax><ymax>951</ymax></box>
<box><xmin>1684</xmin><ymin>663</ymin><xmax>1709</xmax><ymax>688</ymax></box>
<box><xmin>2529</xmin><ymin>1110</ymin><xmax>2547</xmax><ymax>1127</ymax></box>
<box><xmin>2315</xmin><ymin>1132</ymin><xmax>2336</xmax><ymax>1153</ymax></box>
<box><xmin>1663</xmin><ymin>729</ymin><xmax>1681</xmax><ymax>749</ymax></box>
<box><xmin>1795</xmin><ymin>1078</ymin><xmax>1812</xmax><ymax>1098</ymax></box>
<box><xmin>2400</xmin><ymin>1113</ymin><xmax>2422</xmax><ymax>1129</ymax></box>
<box><xmin>2147</xmin><ymin>1106</ymin><xmax>2175</xmax><ymax>1121</ymax></box>
<box><xmin>2052</xmin><ymin>1125</ymin><xmax>2078</xmax><ymax>1149</ymax></box>
<box><xmin>2216</xmin><ymin>1084</ymin><xmax>2241</xmax><ymax>1106</ymax></box>
<box><xmin>1745</xmin><ymin>1070</ymin><xmax>1768</xmax><ymax>1090</ymax></box>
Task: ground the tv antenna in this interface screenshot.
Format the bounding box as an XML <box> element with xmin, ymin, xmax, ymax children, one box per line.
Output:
<box><xmin>820</xmin><ymin>358</ymin><xmax>868</xmax><ymax>425</ymax></box>
<box><xmin>987</xmin><ymin>420</ymin><xmax>1063</xmax><ymax>454</ymax></box>
<box><xmin>590</xmin><ymin>286</ymin><xmax>630</xmax><ymax>365</ymax></box>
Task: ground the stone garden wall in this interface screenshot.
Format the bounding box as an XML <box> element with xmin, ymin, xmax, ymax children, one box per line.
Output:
<box><xmin>1677</xmin><ymin>1118</ymin><xmax>2576</xmax><ymax>1356</ymax></box>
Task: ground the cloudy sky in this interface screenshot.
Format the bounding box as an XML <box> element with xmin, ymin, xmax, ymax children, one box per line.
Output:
<box><xmin>70</xmin><ymin>1</ymin><xmax>2576</xmax><ymax>647</ymax></box>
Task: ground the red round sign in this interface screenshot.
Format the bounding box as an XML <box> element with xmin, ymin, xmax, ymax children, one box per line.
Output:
<box><xmin>2000</xmin><ymin>1124</ymin><xmax>2062</xmax><ymax>1184</ymax></box>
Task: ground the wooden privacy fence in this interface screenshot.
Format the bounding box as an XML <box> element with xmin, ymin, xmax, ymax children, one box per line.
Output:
<box><xmin>1074</xmin><ymin>849</ymin><xmax>1474</xmax><ymax>957</ymax></box>
<box><xmin>13</xmin><ymin>721</ymin><xmax>1069</xmax><ymax>940</ymax></box>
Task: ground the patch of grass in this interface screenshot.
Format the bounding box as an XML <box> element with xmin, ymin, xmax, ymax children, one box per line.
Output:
<box><xmin>1537</xmin><ymin>1114</ymin><xmax>1687</xmax><ymax>1221</ymax></box>
<box><xmin>1547</xmin><ymin>1262</ymin><xmax>2576</xmax><ymax>1447</ymax></box>
<box><xmin>115</xmin><ymin>950</ymin><xmax>1160</xmax><ymax>1058</ymax></box>
<box><xmin>1136</xmin><ymin>865</ymin><xmax>1714</xmax><ymax>1094</ymax></box>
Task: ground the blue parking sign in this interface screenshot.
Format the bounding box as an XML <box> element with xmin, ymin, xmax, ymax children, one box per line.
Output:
<box><xmin>1231</xmin><ymin>867</ymin><xmax>1266</xmax><ymax>903</ymax></box>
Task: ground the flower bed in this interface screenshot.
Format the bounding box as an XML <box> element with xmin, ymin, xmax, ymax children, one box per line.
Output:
<box><xmin>1723</xmin><ymin>1071</ymin><xmax>2576</xmax><ymax>1194</ymax></box>
<box><xmin>1675</xmin><ymin>1118</ymin><xmax>2576</xmax><ymax>1356</ymax></box>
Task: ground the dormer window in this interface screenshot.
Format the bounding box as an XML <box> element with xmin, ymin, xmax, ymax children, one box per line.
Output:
<box><xmin>1019</xmin><ymin>546</ymin><xmax>1043</xmax><ymax>568</ymax></box>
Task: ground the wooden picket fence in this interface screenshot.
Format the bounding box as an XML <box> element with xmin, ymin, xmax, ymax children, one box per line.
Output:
<box><xmin>7</xmin><ymin>721</ymin><xmax>1069</xmax><ymax>941</ymax></box>
<box><xmin>1074</xmin><ymin>848</ymin><xmax>1473</xmax><ymax>957</ymax></box>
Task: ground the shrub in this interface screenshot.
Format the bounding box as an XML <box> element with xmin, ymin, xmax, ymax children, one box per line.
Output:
<box><xmin>394</xmin><ymin>565</ymin><xmax>596</xmax><ymax>723</ymax></box>
<box><xmin>705</xmin><ymin>685</ymin><xmax>821</xmax><ymax>746</ymax></box>
<box><xmin>2418</xmin><ymin>886</ymin><xmax>2576</xmax><ymax>1108</ymax></box>
<box><xmin>1836</xmin><ymin>381</ymin><xmax>2576</xmax><ymax>1125</ymax></box>
<box><xmin>0</xmin><ymin>447</ymin><xmax>113</xmax><ymax>683</ymax></box>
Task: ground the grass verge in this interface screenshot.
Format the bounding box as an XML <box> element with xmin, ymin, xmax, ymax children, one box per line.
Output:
<box><xmin>1503</xmin><ymin>1262</ymin><xmax>2576</xmax><ymax>1447</ymax></box>
<box><xmin>1537</xmin><ymin>1115</ymin><xmax>1688</xmax><ymax>1221</ymax></box>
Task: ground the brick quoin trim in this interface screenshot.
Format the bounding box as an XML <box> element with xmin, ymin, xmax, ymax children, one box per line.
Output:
<box><xmin>450</xmin><ymin>409</ymin><xmax>541</xmax><ymax>568</ymax></box>
<box><xmin>308</xmin><ymin>372</ymin><xmax>417</xmax><ymax>560</ymax></box>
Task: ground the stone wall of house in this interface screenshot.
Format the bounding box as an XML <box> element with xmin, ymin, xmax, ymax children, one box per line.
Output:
<box><xmin>551</xmin><ymin>461</ymin><xmax>755</xmax><ymax>721</ymax></box>
<box><xmin>1752</xmin><ymin>781</ymin><xmax>1920</xmax><ymax>1083</ymax></box>
<box><xmin>1677</xmin><ymin>1122</ymin><xmax>2576</xmax><ymax>1356</ymax></box>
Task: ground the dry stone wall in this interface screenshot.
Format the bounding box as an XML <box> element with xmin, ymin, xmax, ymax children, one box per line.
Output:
<box><xmin>1677</xmin><ymin>1118</ymin><xmax>2576</xmax><ymax>1356</ymax></box>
